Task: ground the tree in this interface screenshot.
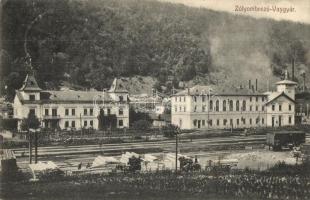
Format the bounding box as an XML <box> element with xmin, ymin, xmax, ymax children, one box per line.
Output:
<box><xmin>20</xmin><ymin>113</ymin><xmax>40</xmax><ymax>131</ymax></box>
<box><xmin>162</xmin><ymin>124</ymin><xmax>180</xmax><ymax>138</ymax></box>
<box><xmin>132</xmin><ymin>119</ymin><xmax>151</xmax><ymax>130</ymax></box>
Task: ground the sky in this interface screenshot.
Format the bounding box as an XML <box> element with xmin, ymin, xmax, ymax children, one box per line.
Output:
<box><xmin>159</xmin><ymin>0</ymin><xmax>310</xmax><ymax>24</ymax></box>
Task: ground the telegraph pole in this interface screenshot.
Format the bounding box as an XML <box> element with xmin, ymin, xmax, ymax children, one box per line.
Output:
<box><xmin>34</xmin><ymin>130</ymin><xmax>38</xmax><ymax>163</ymax></box>
<box><xmin>175</xmin><ymin>127</ymin><xmax>178</xmax><ymax>173</ymax></box>
<box><xmin>29</xmin><ymin>131</ymin><xmax>32</xmax><ymax>164</ymax></box>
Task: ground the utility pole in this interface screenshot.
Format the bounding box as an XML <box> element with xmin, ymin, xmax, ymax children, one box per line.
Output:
<box><xmin>175</xmin><ymin>128</ymin><xmax>178</xmax><ymax>173</ymax></box>
<box><xmin>29</xmin><ymin>131</ymin><xmax>32</xmax><ymax>164</ymax></box>
<box><xmin>34</xmin><ymin>130</ymin><xmax>38</xmax><ymax>164</ymax></box>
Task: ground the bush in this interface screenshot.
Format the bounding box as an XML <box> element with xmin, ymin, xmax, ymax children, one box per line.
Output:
<box><xmin>132</xmin><ymin>120</ymin><xmax>151</xmax><ymax>130</ymax></box>
<box><xmin>162</xmin><ymin>124</ymin><xmax>180</xmax><ymax>138</ymax></box>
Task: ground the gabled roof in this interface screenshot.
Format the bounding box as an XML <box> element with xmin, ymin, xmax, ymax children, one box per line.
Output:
<box><xmin>265</xmin><ymin>92</ymin><xmax>295</xmax><ymax>105</ymax></box>
<box><xmin>19</xmin><ymin>74</ymin><xmax>42</xmax><ymax>91</ymax></box>
<box><xmin>174</xmin><ymin>85</ymin><xmax>265</xmax><ymax>96</ymax></box>
<box><xmin>16</xmin><ymin>90</ymin><xmax>114</xmax><ymax>104</ymax></box>
<box><xmin>108</xmin><ymin>78</ymin><xmax>128</xmax><ymax>93</ymax></box>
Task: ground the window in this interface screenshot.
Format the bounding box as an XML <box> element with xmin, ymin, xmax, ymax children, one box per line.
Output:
<box><xmin>242</xmin><ymin>118</ymin><xmax>246</xmax><ymax>125</ymax></box>
<box><xmin>119</xmin><ymin>108</ymin><xmax>123</xmax><ymax>115</ymax></box>
<box><xmin>184</xmin><ymin>106</ymin><xmax>186</xmax><ymax>112</ymax></box>
<box><xmin>242</xmin><ymin>100</ymin><xmax>246</xmax><ymax>111</ymax></box>
<box><xmin>84</xmin><ymin>108</ymin><xmax>87</xmax><ymax>115</ymax></box>
<box><xmin>72</xmin><ymin>109</ymin><xmax>75</xmax><ymax>116</ymax></box>
<box><xmin>256</xmin><ymin>106</ymin><xmax>258</xmax><ymax>111</ymax></box>
<box><xmin>230</xmin><ymin>119</ymin><xmax>233</xmax><ymax>125</ymax></box>
<box><xmin>65</xmin><ymin>109</ymin><xmax>69</xmax><ymax>116</ymax></box>
<box><xmin>65</xmin><ymin>121</ymin><xmax>69</xmax><ymax>128</ymax></box>
<box><xmin>174</xmin><ymin>106</ymin><xmax>177</xmax><ymax>112</ymax></box>
<box><xmin>262</xmin><ymin>97</ymin><xmax>265</xmax><ymax>102</ymax></box>
<box><xmin>179</xmin><ymin>97</ymin><xmax>182</xmax><ymax>102</ymax></box>
<box><xmin>29</xmin><ymin>95</ymin><xmax>35</xmax><ymax>101</ymax></box>
<box><xmin>223</xmin><ymin>100</ymin><xmax>226</xmax><ymax>111</ymax></box>
<box><xmin>45</xmin><ymin>109</ymin><xmax>49</xmax><ymax>116</ymax></box>
<box><xmin>272</xmin><ymin>105</ymin><xmax>275</xmax><ymax>111</ymax></box>
<box><xmin>250</xmin><ymin>97</ymin><xmax>252</xmax><ymax>102</ymax></box>
<box><xmin>289</xmin><ymin>104</ymin><xmax>292</xmax><ymax>111</ymax></box>
<box><xmin>289</xmin><ymin>116</ymin><xmax>292</xmax><ymax>124</ymax></box>
<box><xmin>236</xmin><ymin>100</ymin><xmax>240</xmax><ymax>111</ymax></box>
<box><xmin>202</xmin><ymin>105</ymin><xmax>206</xmax><ymax>112</ymax></box>
<box><xmin>262</xmin><ymin>106</ymin><xmax>264</xmax><ymax>111</ymax></box>
<box><xmin>202</xmin><ymin>120</ymin><xmax>205</xmax><ymax>126</ymax></box>
<box><xmin>52</xmin><ymin>108</ymin><xmax>57</xmax><ymax>116</ymax></box>
<box><xmin>90</xmin><ymin>120</ymin><xmax>93</xmax><ymax>127</ymax></box>
<box><xmin>262</xmin><ymin>118</ymin><xmax>264</xmax><ymax>124</ymax></box>
<box><xmin>194</xmin><ymin>96</ymin><xmax>197</xmax><ymax>102</ymax></box>
<box><xmin>44</xmin><ymin>121</ymin><xmax>48</xmax><ymax>128</ymax></box>
<box><xmin>179</xmin><ymin>106</ymin><xmax>182</xmax><ymax>112</ymax></box>
<box><xmin>175</xmin><ymin>97</ymin><xmax>177</xmax><ymax>102</ymax></box>
<box><xmin>250</xmin><ymin>118</ymin><xmax>252</xmax><ymax>125</ymax></box>
<box><xmin>256</xmin><ymin>97</ymin><xmax>258</xmax><ymax>102</ymax></box>
<box><xmin>193</xmin><ymin>120</ymin><xmax>197</xmax><ymax>127</ymax></box>
<box><xmin>217</xmin><ymin>119</ymin><xmax>220</xmax><ymax>126</ymax></box>
<box><xmin>71</xmin><ymin>121</ymin><xmax>75</xmax><ymax>128</ymax></box>
<box><xmin>29</xmin><ymin>109</ymin><xmax>35</xmax><ymax>116</ymax></box>
<box><xmin>210</xmin><ymin>100</ymin><xmax>213</xmax><ymax>111</ymax></box>
<box><xmin>279</xmin><ymin>105</ymin><xmax>282</xmax><ymax>111</ymax></box>
<box><xmin>194</xmin><ymin>106</ymin><xmax>197</xmax><ymax>112</ymax></box>
<box><xmin>90</xmin><ymin>108</ymin><xmax>93</xmax><ymax>116</ymax></box>
<box><xmin>183</xmin><ymin>97</ymin><xmax>186</xmax><ymax>102</ymax></box>
<box><xmin>202</xmin><ymin>96</ymin><xmax>205</xmax><ymax>102</ymax></box>
<box><xmin>107</xmin><ymin>108</ymin><xmax>111</xmax><ymax>115</ymax></box>
<box><xmin>119</xmin><ymin>96</ymin><xmax>124</xmax><ymax>102</ymax></box>
<box><xmin>223</xmin><ymin>119</ymin><xmax>227</xmax><ymax>126</ymax></box>
<box><xmin>229</xmin><ymin>100</ymin><xmax>233</xmax><ymax>111</ymax></box>
<box><xmin>209</xmin><ymin>120</ymin><xmax>212</xmax><ymax>126</ymax></box>
<box><xmin>250</xmin><ymin>106</ymin><xmax>252</xmax><ymax>111</ymax></box>
<box><xmin>84</xmin><ymin>121</ymin><xmax>87</xmax><ymax>127</ymax></box>
<box><xmin>237</xmin><ymin>119</ymin><xmax>239</xmax><ymax>125</ymax></box>
<box><xmin>216</xmin><ymin>100</ymin><xmax>219</xmax><ymax>112</ymax></box>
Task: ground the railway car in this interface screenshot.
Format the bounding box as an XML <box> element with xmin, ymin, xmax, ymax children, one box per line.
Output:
<box><xmin>266</xmin><ymin>131</ymin><xmax>306</xmax><ymax>151</ymax></box>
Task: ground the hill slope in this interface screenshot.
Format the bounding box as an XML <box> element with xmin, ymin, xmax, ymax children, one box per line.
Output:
<box><xmin>1</xmin><ymin>0</ymin><xmax>310</xmax><ymax>99</ymax></box>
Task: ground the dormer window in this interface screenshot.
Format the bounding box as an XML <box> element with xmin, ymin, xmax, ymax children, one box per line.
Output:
<box><xmin>29</xmin><ymin>95</ymin><xmax>35</xmax><ymax>101</ymax></box>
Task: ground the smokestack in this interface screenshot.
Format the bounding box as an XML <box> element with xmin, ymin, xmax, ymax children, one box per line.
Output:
<box><xmin>292</xmin><ymin>59</ymin><xmax>295</xmax><ymax>80</ymax></box>
<box><xmin>255</xmin><ymin>79</ymin><xmax>258</xmax><ymax>91</ymax></box>
<box><xmin>249</xmin><ymin>80</ymin><xmax>251</xmax><ymax>89</ymax></box>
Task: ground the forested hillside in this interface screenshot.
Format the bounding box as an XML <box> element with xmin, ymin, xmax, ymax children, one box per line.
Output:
<box><xmin>1</xmin><ymin>0</ymin><xmax>310</xmax><ymax>100</ymax></box>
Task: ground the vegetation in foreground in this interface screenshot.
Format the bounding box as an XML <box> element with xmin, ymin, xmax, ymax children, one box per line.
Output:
<box><xmin>1</xmin><ymin>162</ymin><xmax>310</xmax><ymax>200</ymax></box>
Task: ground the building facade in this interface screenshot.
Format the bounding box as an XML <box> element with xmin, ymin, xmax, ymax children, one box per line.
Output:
<box><xmin>14</xmin><ymin>74</ymin><xmax>129</xmax><ymax>130</ymax></box>
<box><xmin>171</xmin><ymin>76</ymin><xmax>297</xmax><ymax>130</ymax></box>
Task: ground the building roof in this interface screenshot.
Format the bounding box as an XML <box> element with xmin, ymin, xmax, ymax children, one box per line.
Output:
<box><xmin>16</xmin><ymin>90</ymin><xmax>116</xmax><ymax>104</ymax></box>
<box><xmin>109</xmin><ymin>78</ymin><xmax>128</xmax><ymax>93</ymax></box>
<box><xmin>174</xmin><ymin>85</ymin><xmax>266</xmax><ymax>96</ymax></box>
<box><xmin>19</xmin><ymin>74</ymin><xmax>42</xmax><ymax>91</ymax></box>
<box><xmin>276</xmin><ymin>79</ymin><xmax>298</xmax><ymax>85</ymax></box>
<box><xmin>265</xmin><ymin>92</ymin><xmax>295</xmax><ymax>105</ymax></box>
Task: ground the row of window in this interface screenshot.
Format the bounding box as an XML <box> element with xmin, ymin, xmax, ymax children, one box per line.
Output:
<box><xmin>192</xmin><ymin>117</ymin><xmax>265</xmax><ymax>127</ymax></box>
<box><xmin>175</xmin><ymin>96</ymin><xmax>266</xmax><ymax>103</ymax></box>
<box><xmin>64</xmin><ymin>120</ymin><xmax>94</xmax><ymax>128</ymax></box>
<box><xmin>40</xmin><ymin>108</ymin><xmax>124</xmax><ymax>116</ymax></box>
<box><xmin>271</xmin><ymin>104</ymin><xmax>292</xmax><ymax>111</ymax></box>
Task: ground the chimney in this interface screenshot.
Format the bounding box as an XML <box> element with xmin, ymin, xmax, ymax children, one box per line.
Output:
<box><xmin>249</xmin><ymin>80</ymin><xmax>251</xmax><ymax>89</ymax></box>
<box><xmin>255</xmin><ymin>79</ymin><xmax>258</xmax><ymax>91</ymax></box>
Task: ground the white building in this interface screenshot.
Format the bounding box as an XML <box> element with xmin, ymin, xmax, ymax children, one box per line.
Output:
<box><xmin>171</xmin><ymin>75</ymin><xmax>297</xmax><ymax>130</ymax></box>
<box><xmin>14</xmin><ymin>74</ymin><xmax>129</xmax><ymax>130</ymax></box>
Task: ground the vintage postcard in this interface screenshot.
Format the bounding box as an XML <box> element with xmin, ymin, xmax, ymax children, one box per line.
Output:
<box><xmin>0</xmin><ymin>0</ymin><xmax>309</xmax><ymax>199</ymax></box>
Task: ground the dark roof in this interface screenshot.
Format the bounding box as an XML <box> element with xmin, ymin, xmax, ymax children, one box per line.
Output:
<box><xmin>19</xmin><ymin>74</ymin><xmax>42</xmax><ymax>91</ymax></box>
<box><xmin>109</xmin><ymin>78</ymin><xmax>128</xmax><ymax>93</ymax></box>
<box><xmin>174</xmin><ymin>85</ymin><xmax>265</xmax><ymax>96</ymax></box>
<box><xmin>16</xmin><ymin>90</ymin><xmax>115</xmax><ymax>104</ymax></box>
<box><xmin>265</xmin><ymin>92</ymin><xmax>295</xmax><ymax>105</ymax></box>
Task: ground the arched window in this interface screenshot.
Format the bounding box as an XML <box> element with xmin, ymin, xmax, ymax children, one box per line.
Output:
<box><xmin>236</xmin><ymin>100</ymin><xmax>240</xmax><ymax>111</ymax></box>
<box><xmin>223</xmin><ymin>100</ymin><xmax>226</xmax><ymax>111</ymax></box>
<box><xmin>216</xmin><ymin>100</ymin><xmax>219</xmax><ymax>112</ymax></box>
<box><xmin>210</xmin><ymin>100</ymin><xmax>213</xmax><ymax>111</ymax></box>
<box><xmin>229</xmin><ymin>100</ymin><xmax>233</xmax><ymax>111</ymax></box>
<box><xmin>242</xmin><ymin>100</ymin><xmax>246</xmax><ymax>111</ymax></box>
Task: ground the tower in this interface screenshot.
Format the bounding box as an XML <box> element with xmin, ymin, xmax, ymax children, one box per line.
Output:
<box><xmin>276</xmin><ymin>70</ymin><xmax>297</xmax><ymax>100</ymax></box>
<box><xmin>19</xmin><ymin>73</ymin><xmax>42</xmax><ymax>101</ymax></box>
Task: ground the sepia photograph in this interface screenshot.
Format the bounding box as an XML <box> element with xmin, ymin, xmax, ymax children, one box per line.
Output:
<box><xmin>0</xmin><ymin>0</ymin><xmax>310</xmax><ymax>199</ymax></box>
